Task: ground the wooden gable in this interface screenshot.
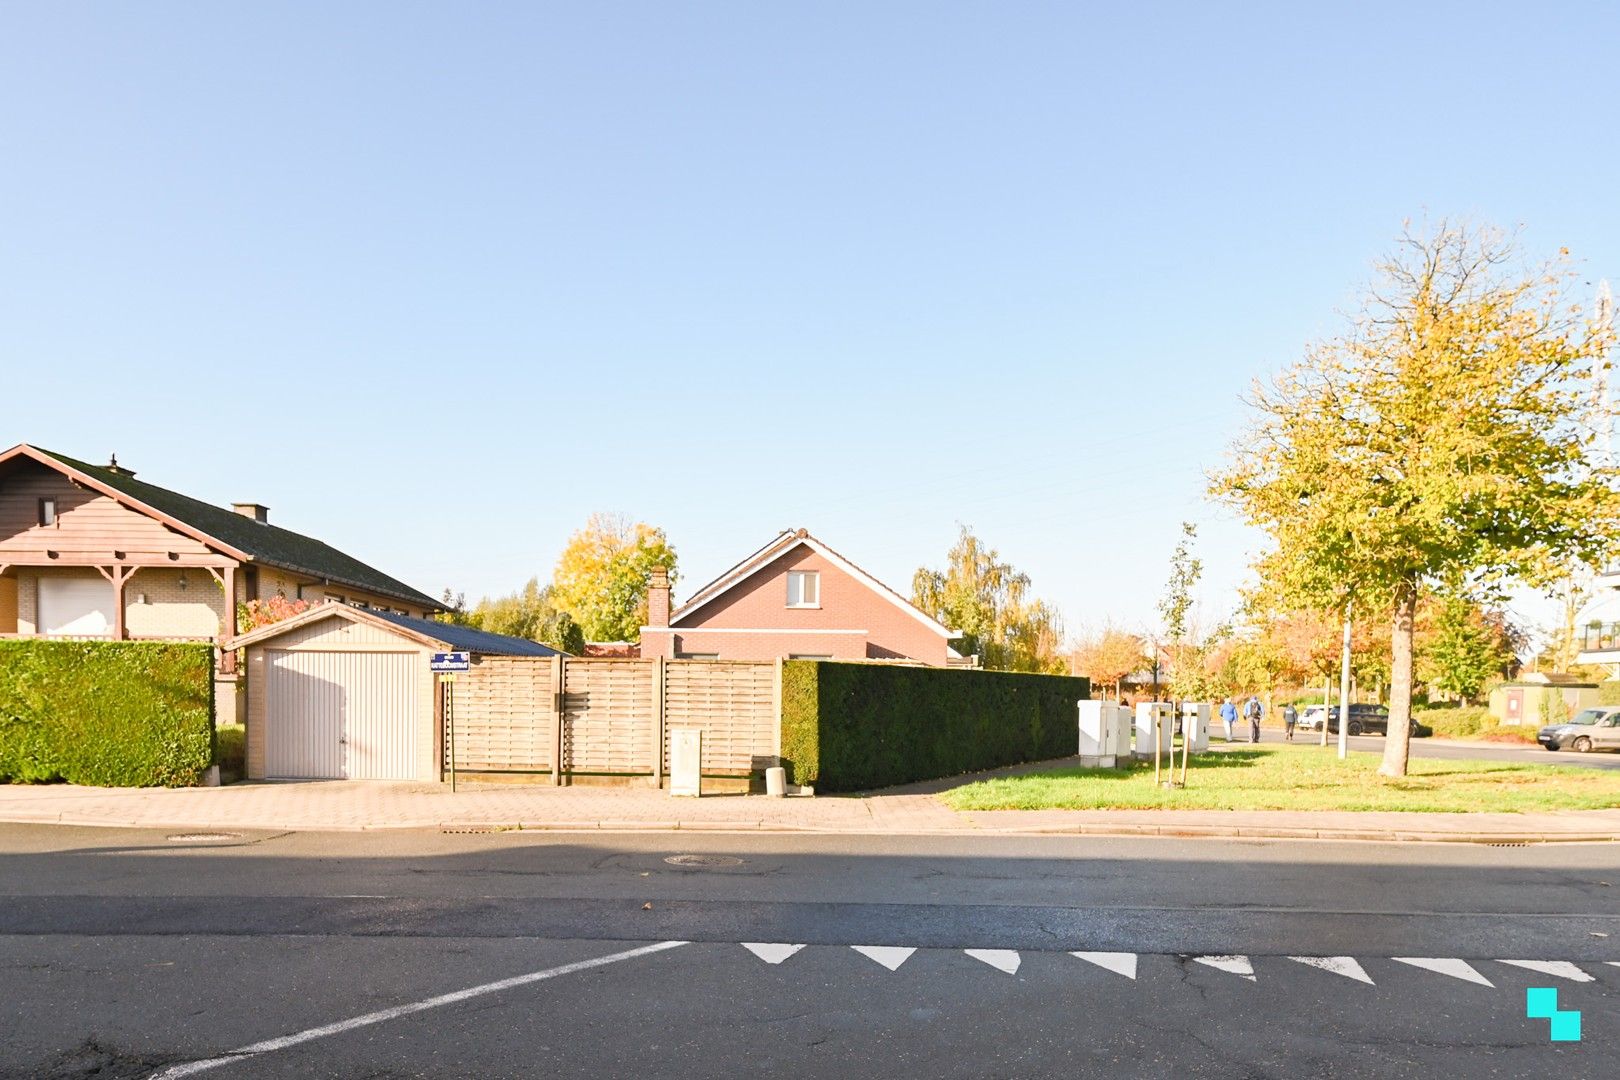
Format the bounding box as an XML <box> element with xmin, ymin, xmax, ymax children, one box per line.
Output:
<box><xmin>0</xmin><ymin>460</ymin><xmax>220</xmax><ymax>564</ymax></box>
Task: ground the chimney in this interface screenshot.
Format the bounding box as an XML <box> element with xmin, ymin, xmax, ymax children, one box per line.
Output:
<box><xmin>233</xmin><ymin>502</ymin><xmax>270</xmax><ymax>524</ymax></box>
<box><xmin>647</xmin><ymin>566</ymin><xmax>671</xmax><ymax>628</ymax></box>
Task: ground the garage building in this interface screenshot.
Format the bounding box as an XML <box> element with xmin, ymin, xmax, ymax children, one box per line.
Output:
<box><xmin>234</xmin><ymin>603</ymin><xmax>560</xmax><ymax>781</ymax></box>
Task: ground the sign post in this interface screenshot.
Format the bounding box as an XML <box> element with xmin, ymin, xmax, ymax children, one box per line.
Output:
<box><xmin>431</xmin><ymin>653</ymin><xmax>471</xmax><ymax>792</ymax></box>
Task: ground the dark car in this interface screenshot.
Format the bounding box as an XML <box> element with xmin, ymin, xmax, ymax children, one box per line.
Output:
<box><xmin>1299</xmin><ymin>703</ymin><xmax>1409</xmax><ymax>736</ymax></box>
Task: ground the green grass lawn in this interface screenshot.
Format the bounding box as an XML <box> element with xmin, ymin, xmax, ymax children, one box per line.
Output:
<box><xmin>939</xmin><ymin>743</ymin><xmax>1620</xmax><ymax>813</ymax></box>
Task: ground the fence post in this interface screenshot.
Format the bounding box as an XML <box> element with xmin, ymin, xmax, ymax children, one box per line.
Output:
<box><xmin>652</xmin><ymin>657</ymin><xmax>666</xmax><ymax>789</ymax></box>
<box><xmin>772</xmin><ymin>657</ymin><xmax>784</xmax><ymax>766</ymax></box>
<box><xmin>551</xmin><ymin>654</ymin><xmax>564</xmax><ymax>786</ymax></box>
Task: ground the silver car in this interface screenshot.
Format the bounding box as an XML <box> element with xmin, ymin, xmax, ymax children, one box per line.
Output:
<box><xmin>1539</xmin><ymin>707</ymin><xmax>1620</xmax><ymax>753</ymax></box>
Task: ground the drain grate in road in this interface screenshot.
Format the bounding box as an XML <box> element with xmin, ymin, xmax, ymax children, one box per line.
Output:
<box><xmin>664</xmin><ymin>854</ymin><xmax>745</xmax><ymax>867</ymax></box>
<box><xmin>165</xmin><ymin>832</ymin><xmax>240</xmax><ymax>843</ymax></box>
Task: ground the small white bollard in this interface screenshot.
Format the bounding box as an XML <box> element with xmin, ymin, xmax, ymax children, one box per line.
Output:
<box><xmin>1077</xmin><ymin>701</ymin><xmax>1118</xmax><ymax>768</ymax></box>
<box><xmin>668</xmin><ymin>728</ymin><xmax>703</xmax><ymax>797</ymax></box>
<box><xmin>764</xmin><ymin>766</ymin><xmax>787</xmax><ymax>797</ymax></box>
<box><xmin>1181</xmin><ymin>702</ymin><xmax>1211</xmax><ymax>752</ymax></box>
<box><xmin>1134</xmin><ymin>702</ymin><xmax>1174</xmax><ymax>761</ymax></box>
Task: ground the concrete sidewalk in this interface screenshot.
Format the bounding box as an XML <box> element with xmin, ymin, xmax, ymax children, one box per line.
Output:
<box><xmin>4</xmin><ymin>772</ymin><xmax>1620</xmax><ymax>843</ymax></box>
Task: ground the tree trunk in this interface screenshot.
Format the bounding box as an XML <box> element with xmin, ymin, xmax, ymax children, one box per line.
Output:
<box><xmin>1380</xmin><ymin>584</ymin><xmax>1418</xmax><ymax>778</ymax></box>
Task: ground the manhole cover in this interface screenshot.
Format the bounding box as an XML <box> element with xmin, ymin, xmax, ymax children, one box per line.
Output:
<box><xmin>663</xmin><ymin>854</ymin><xmax>744</xmax><ymax>867</ymax></box>
<box><xmin>165</xmin><ymin>832</ymin><xmax>240</xmax><ymax>843</ymax></box>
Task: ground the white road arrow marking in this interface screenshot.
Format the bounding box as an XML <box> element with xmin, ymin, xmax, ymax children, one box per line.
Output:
<box><xmin>1391</xmin><ymin>957</ymin><xmax>1494</xmax><ymax>987</ymax></box>
<box><xmin>741</xmin><ymin>943</ymin><xmax>806</xmax><ymax>965</ymax></box>
<box><xmin>1496</xmin><ymin>960</ymin><xmax>1593</xmax><ymax>983</ymax></box>
<box><xmin>964</xmin><ymin>949</ymin><xmax>1021</xmax><ymax>974</ymax></box>
<box><xmin>851</xmin><ymin>946</ymin><xmax>916</xmax><ymax>971</ymax></box>
<box><xmin>1071</xmin><ymin>952</ymin><xmax>1138</xmax><ymax>980</ymax></box>
<box><xmin>1287</xmin><ymin>956</ymin><xmax>1375</xmax><ymax>985</ymax></box>
<box><xmin>1192</xmin><ymin>955</ymin><xmax>1256</xmax><ymax>981</ymax></box>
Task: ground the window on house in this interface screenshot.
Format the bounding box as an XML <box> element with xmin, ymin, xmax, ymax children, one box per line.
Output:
<box><xmin>789</xmin><ymin>654</ymin><xmax>833</xmax><ymax>661</ymax></box>
<box><xmin>679</xmin><ymin>653</ymin><xmax>720</xmax><ymax>661</ymax></box>
<box><xmin>38</xmin><ymin>498</ymin><xmax>57</xmax><ymax>527</ymax></box>
<box><xmin>786</xmin><ymin>570</ymin><xmax>820</xmax><ymax>607</ymax></box>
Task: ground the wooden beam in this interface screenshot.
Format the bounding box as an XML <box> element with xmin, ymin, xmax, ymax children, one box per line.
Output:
<box><xmin>0</xmin><ymin>551</ymin><xmax>237</xmax><ymax>569</ymax></box>
<box><xmin>219</xmin><ymin>565</ymin><xmax>238</xmax><ymax>675</ymax></box>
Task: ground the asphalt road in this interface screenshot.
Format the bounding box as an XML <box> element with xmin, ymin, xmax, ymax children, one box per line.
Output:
<box><xmin>3</xmin><ymin>825</ymin><xmax>1619</xmax><ymax>1079</ymax></box>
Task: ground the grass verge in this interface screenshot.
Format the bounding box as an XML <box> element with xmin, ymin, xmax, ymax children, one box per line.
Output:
<box><xmin>939</xmin><ymin>742</ymin><xmax>1620</xmax><ymax>813</ymax></box>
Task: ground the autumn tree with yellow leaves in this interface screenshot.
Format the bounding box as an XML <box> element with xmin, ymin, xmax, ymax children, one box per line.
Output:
<box><xmin>1213</xmin><ymin>221</ymin><xmax>1620</xmax><ymax>776</ymax></box>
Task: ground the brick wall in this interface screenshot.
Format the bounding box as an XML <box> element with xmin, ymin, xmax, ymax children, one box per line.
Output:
<box><xmin>655</xmin><ymin>545</ymin><xmax>951</xmax><ymax>664</ymax></box>
<box><xmin>125</xmin><ymin>567</ymin><xmax>228</xmax><ymax>639</ymax></box>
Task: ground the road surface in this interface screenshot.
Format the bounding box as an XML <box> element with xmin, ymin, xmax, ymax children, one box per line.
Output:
<box><xmin>2</xmin><ymin>824</ymin><xmax>1617</xmax><ymax>1078</ymax></box>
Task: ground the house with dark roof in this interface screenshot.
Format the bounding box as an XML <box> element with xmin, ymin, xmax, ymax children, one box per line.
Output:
<box><xmin>639</xmin><ymin>528</ymin><xmax>960</xmax><ymax>666</ymax></box>
<box><xmin>0</xmin><ymin>443</ymin><xmax>440</xmax><ymax>674</ymax></box>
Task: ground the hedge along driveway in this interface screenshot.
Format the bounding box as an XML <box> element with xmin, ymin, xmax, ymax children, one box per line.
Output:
<box><xmin>780</xmin><ymin>660</ymin><xmax>1089</xmax><ymax>792</ymax></box>
<box><xmin>0</xmin><ymin>641</ymin><xmax>215</xmax><ymax>787</ymax></box>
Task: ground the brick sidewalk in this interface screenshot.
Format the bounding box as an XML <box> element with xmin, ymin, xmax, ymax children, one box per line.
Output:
<box><xmin>3</xmin><ymin>771</ymin><xmax>1620</xmax><ymax>842</ymax></box>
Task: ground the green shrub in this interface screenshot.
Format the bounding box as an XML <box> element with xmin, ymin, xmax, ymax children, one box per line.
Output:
<box><xmin>1413</xmin><ymin>705</ymin><xmax>1491</xmax><ymax>739</ymax></box>
<box><xmin>779</xmin><ymin>661</ymin><xmax>1090</xmax><ymax>793</ymax></box>
<box><xmin>215</xmin><ymin>724</ymin><xmax>245</xmax><ymax>780</ymax></box>
<box><xmin>0</xmin><ymin>641</ymin><xmax>215</xmax><ymax>787</ymax></box>
<box><xmin>1601</xmin><ymin>681</ymin><xmax>1620</xmax><ymax>707</ymax></box>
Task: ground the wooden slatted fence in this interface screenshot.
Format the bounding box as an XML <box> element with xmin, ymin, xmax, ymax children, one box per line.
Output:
<box><xmin>445</xmin><ymin>657</ymin><xmax>779</xmax><ymax>783</ymax></box>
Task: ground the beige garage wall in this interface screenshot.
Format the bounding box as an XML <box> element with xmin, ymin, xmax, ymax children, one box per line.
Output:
<box><xmin>244</xmin><ymin>615</ymin><xmax>436</xmax><ymax>781</ymax></box>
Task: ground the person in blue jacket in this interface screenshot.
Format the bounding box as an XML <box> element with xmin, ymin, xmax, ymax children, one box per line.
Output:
<box><xmin>1219</xmin><ymin>697</ymin><xmax>1238</xmax><ymax>742</ymax></box>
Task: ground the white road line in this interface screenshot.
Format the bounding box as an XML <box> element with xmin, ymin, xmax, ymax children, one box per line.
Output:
<box><xmin>1288</xmin><ymin>956</ymin><xmax>1375</xmax><ymax>985</ymax></box>
<box><xmin>145</xmin><ymin>941</ymin><xmax>688</xmax><ymax>1080</ymax></box>
<box><xmin>1391</xmin><ymin>957</ymin><xmax>1493</xmax><ymax>987</ymax></box>
<box><xmin>742</xmin><ymin>943</ymin><xmax>806</xmax><ymax>965</ymax></box>
<box><xmin>964</xmin><ymin>949</ymin><xmax>1021</xmax><ymax>974</ymax></box>
<box><xmin>1192</xmin><ymin>955</ymin><xmax>1256</xmax><ymax>981</ymax></box>
<box><xmin>851</xmin><ymin>945</ymin><xmax>916</xmax><ymax>971</ymax></box>
<box><xmin>1071</xmin><ymin>951</ymin><xmax>1138</xmax><ymax>979</ymax></box>
<box><xmin>1496</xmin><ymin>960</ymin><xmax>1594</xmax><ymax>983</ymax></box>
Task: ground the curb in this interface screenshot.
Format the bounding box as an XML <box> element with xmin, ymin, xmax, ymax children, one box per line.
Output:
<box><xmin>5</xmin><ymin>813</ymin><xmax>1619</xmax><ymax>844</ymax></box>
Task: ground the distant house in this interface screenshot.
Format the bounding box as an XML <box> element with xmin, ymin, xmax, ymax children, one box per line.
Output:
<box><xmin>0</xmin><ymin>444</ymin><xmax>440</xmax><ymax>668</ymax></box>
<box><xmin>639</xmin><ymin>528</ymin><xmax>958</xmax><ymax>665</ymax></box>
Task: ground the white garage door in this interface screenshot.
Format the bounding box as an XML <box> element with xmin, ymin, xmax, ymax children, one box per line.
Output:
<box><xmin>38</xmin><ymin>577</ymin><xmax>115</xmax><ymax>636</ymax></box>
<box><xmin>265</xmin><ymin>651</ymin><xmax>419</xmax><ymax>779</ymax></box>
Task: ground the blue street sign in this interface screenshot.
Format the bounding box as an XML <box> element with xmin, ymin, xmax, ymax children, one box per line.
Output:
<box><xmin>431</xmin><ymin>651</ymin><xmax>471</xmax><ymax>673</ymax></box>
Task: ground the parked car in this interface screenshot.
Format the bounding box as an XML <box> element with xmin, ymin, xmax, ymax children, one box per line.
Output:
<box><xmin>1298</xmin><ymin>703</ymin><xmax>1409</xmax><ymax>736</ymax></box>
<box><xmin>1539</xmin><ymin>707</ymin><xmax>1620</xmax><ymax>753</ymax></box>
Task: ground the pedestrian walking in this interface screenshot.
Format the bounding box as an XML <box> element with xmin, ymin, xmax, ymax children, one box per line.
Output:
<box><xmin>1245</xmin><ymin>695</ymin><xmax>1263</xmax><ymax>743</ymax></box>
<box><xmin>1283</xmin><ymin>703</ymin><xmax>1298</xmax><ymax>742</ymax></box>
<box><xmin>1219</xmin><ymin>697</ymin><xmax>1237</xmax><ymax>743</ymax></box>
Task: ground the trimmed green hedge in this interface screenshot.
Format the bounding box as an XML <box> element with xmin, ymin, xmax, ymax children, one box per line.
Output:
<box><xmin>780</xmin><ymin>661</ymin><xmax>1090</xmax><ymax>793</ymax></box>
<box><xmin>0</xmin><ymin>641</ymin><xmax>215</xmax><ymax>787</ymax></box>
<box><xmin>1413</xmin><ymin>705</ymin><xmax>1492</xmax><ymax>739</ymax></box>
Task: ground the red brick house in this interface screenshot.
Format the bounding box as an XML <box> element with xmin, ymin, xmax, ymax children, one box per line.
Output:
<box><xmin>639</xmin><ymin>529</ymin><xmax>959</xmax><ymax>665</ymax></box>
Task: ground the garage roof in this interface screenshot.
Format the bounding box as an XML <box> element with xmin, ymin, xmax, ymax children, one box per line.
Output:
<box><xmin>231</xmin><ymin>601</ymin><xmax>564</xmax><ymax>657</ymax></box>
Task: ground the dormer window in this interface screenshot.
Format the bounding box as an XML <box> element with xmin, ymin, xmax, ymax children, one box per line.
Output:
<box><xmin>786</xmin><ymin>570</ymin><xmax>820</xmax><ymax>608</ymax></box>
<box><xmin>38</xmin><ymin>498</ymin><xmax>57</xmax><ymax>527</ymax></box>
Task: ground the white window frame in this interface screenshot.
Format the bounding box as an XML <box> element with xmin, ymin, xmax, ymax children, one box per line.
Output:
<box><xmin>786</xmin><ymin>570</ymin><xmax>820</xmax><ymax>609</ymax></box>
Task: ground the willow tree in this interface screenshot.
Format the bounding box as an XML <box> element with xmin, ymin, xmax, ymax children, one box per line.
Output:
<box><xmin>1212</xmin><ymin>222</ymin><xmax>1620</xmax><ymax>776</ymax></box>
<box><xmin>912</xmin><ymin>526</ymin><xmax>1066</xmax><ymax>673</ymax></box>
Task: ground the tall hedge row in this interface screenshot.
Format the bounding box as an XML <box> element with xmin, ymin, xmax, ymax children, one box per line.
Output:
<box><xmin>0</xmin><ymin>641</ymin><xmax>215</xmax><ymax>787</ymax></box>
<box><xmin>780</xmin><ymin>660</ymin><xmax>1089</xmax><ymax>792</ymax></box>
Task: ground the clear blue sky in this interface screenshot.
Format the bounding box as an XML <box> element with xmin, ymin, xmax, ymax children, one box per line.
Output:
<box><xmin>3</xmin><ymin>2</ymin><xmax>1616</xmax><ymax>640</ymax></box>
